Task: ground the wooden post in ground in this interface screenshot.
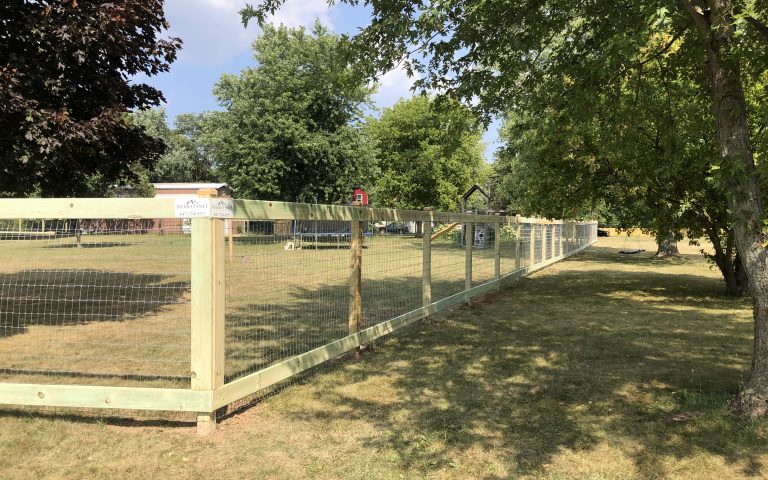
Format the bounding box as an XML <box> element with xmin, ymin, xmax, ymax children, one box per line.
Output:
<box><xmin>549</xmin><ymin>223</ymin><xmax>556</xmax><ymax>259</ymax></box>
<box><xmin>422</xmin><ymin>208</ymin><xmax>432</xmax><ymax>312</ymax></box>
<box><xmin>541</xmin><ymin>223</ymin><xmax>548</xmax><ymax>261</ymax></box>
<box><xmin>529</xmin><ymin>223</ymin><xmax>537</xmax><ymax>265</ymax></box>
<box><xmin>494</xmin><ymin>217</ymin><xmax>501</xmax><ymax>284</ymax></box>
<box><xmin>349</xmin><ymin>202</ymin><xmax>363</xmax><ymax>353</ymax></box>
<box><xmin>465</xmin><ymin>221</ymin><xmax>473</xmax><ymax>302</ymax></box>
<box><xmin>514</xmin><ymin>216</ymin><xmax>522</xmax><ymax>272</ymax></box>
<box><xmin>191</xmin><ymin>188</ymin><xmax>225</xmax><ymax>436</ymax></box>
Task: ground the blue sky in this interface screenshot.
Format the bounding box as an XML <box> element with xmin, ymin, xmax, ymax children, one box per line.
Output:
<box><xmin>139</xmin><ymin>0</ymin><xmax>501</xmax><ymax>160</ymax></box>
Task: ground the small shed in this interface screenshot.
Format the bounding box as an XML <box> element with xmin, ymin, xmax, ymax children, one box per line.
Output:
<box><xmin>352</xmin><ymin>188</ymin><xmax>369</xmax><ymax>206</ymax></box>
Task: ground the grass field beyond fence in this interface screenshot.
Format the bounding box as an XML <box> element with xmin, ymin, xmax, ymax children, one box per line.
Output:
<box><xmin>0</xmin><ymin>196</ymin><xmax>596</xmax><ymax>434</ymax></box>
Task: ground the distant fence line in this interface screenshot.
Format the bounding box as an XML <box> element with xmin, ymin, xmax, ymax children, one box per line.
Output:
<box><xmin>0</xmin><ymin>192</ymin><xmax>597</xmax><ymax>435</ymax></box>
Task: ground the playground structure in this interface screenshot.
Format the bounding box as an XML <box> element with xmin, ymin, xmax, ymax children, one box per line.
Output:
<box><xmin>0</xmin><ymin>191</ymin><xmax>597</xmax><ymax>435</ymax></box>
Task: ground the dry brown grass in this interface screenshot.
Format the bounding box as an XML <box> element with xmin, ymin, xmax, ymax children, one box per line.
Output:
<box><xmin>0</xmin><ymin>235</ymin><xmax>765</xmax><ymax>479</ymax></box>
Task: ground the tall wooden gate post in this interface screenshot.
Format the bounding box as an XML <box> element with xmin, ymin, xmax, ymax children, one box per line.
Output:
<box><xmin>349</xmin><ymin>203</ymin><xmax>364</xmax><ymax>353</ymax></box>
<box><xmin>514</xmin><ymin>216</ymin><xmax>522</xmax><ymax>272</ymax></box>
<box><xmin>529</xmin><ymin>223</ymin><xmax>536</xmax><ymax>267</ymax></box>
<box><xmin>465</xmin><ymin>221</ymin><xmax>473</xmax><ymax>303</ymax></box>
<box><xmin>549</xmin><ymin>223</ymin><xmax>556</xmax><ymax>260</ymax></box>
<box><xmin>191</xmin><ymin>189</ymin><xmax>226</xmax><ymax>436</ymax></box>
<box><xmin>422</xmin><ymin>208</ymin><xmax>432</xmax><ymax>312</ymax></box>
<box><xmin>494</xmin><ymin>217</ymin><xmax>501</xmax><ymax>284</ymax></box>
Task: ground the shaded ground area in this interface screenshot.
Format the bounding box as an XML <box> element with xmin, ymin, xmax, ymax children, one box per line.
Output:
<box><xmin>0</xmin><ymin>236</ymin><xmax>765</xmax><ymax>480</ymax></box>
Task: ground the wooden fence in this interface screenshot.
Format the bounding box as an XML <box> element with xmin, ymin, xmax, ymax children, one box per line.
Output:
<box><xmin>0</xmin><ymin>190</ymin><xmax>598</xmax><ymax>435</ymax></box>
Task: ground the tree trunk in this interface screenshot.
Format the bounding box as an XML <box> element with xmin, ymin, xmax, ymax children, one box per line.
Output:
<box><xmin>735</xmin><ymin>252</ymin><xmax>748</xmax><ymax>296</ymax></box>
<box><xmin>707</xmin><ymin>228</ymin><xmax>746</xmax><ymax>297</ymax></box>
<box><xmin>685</xmin><ymin>0</ymin><xmax>768</xmax><ymax>415</ymax></box>
<box><xmin>655</xmin><ymin>231</ymin><xmax>679</xmax><ymax>257</ymax></box>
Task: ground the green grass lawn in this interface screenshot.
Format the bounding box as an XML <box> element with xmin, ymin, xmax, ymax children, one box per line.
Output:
<box><xmin>0</xmin><ymin>235</ymin><xmax>765</xmax><ymax>479</ymax></box>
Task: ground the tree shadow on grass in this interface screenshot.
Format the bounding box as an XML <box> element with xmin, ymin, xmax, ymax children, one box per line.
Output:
<box><xmin>223</xmin><ymin>276</ymin><xmax>466</xmax><ymax>382</ymax></box>
<box><xmin>222</xmin><ymin>245</ymin><xmax>763</xmax><ymax>478</ymax></box>
<box><xmin>0</xmin><ymin>269</ymin><xmax>189</xmax><ymax>339</ymax></box>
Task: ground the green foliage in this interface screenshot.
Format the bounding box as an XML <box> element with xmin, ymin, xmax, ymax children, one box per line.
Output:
<box><xmin>130</xmin><ymin>108</ymin><xmax>217</xmax><ymax>183</ymax></box>
<box><xmin>366</xmin><ymin>96</ymin><xmax>484</xmax><ymax>210</ymax></box>
<box><xmin>203</xmin><ymin>22</ymin><xmax>376</xmax><ymax>203</ymax></box>
<box><xmin>0</xmin><ymin>0</ymin><xmax>180</xmax><ymax>197</ymax></box>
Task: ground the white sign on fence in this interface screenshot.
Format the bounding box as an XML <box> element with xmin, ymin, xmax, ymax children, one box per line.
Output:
<box><xmin>210</xmin><ymin>199</ymin><xmax>235</xmax><ymax>218</ymax></box>
<box><xmin>174</xmin><ymin>198</ymin><xmax>234</xmax><ymax>218</ymax></box>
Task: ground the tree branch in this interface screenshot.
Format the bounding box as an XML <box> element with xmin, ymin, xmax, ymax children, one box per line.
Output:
<box><xmin>745</xmin><ymin>15</ymin><xmax>768</xmax><ymax>44</ymax></box>
<box><xmin>679</xmin><ymin>0</ymin><xmax>711</xmax><ymax>34</ymax></box>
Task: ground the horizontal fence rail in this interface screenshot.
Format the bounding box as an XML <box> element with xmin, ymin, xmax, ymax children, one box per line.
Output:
<box><xmin>0</xmin><ymin>193</ymin><xmax>598</xmax><ymax>435</ymax></box>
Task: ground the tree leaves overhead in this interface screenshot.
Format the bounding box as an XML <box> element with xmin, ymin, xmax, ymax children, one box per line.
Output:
<box><xmin>203</xmin><ymin>23</ymin><xmax>376</xmax><ymax>203</ymax></box>
<box><xmin>0</xmin><ymin>0</ymin><xmax>181</xmax><ymax>197</ymax></box>
<box><xmin>366</xmin><ymin>95</ymin><xmax>484</xmax><ymax>211</ymax></box>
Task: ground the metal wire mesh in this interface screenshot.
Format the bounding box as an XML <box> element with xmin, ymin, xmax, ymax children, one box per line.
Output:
<box><xmin>0</xmin><ymin>205</ymin><xmax>596</xmax><ymax>424</ymax></box>
<box><xmin>224</xmin><ymin>219</ymin><xmax>349</xmax><ymax>385</ymax></box>
<box><xmin>0</xmin><ymin>218</ymin><xmax>191</xmax><ymax>389</ymax></box>
<box><xmin>428</xmin><ymin>217</ymin><xmax>466</xmax><ymax>301</ymax></box>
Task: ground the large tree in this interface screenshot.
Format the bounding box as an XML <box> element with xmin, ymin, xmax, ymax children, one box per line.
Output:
<box><xmin>0</xmin><ymin>1</ymin><xmax>180</xmax><ymax>197</ymax></box>
<box><xmin>203</xmin><ymin>22</ymin><xmax>376</xmax><ymax>203</ymax></box>
<box><xmin>131</xmin><ymin>108</ymin><xmax>217</xmax><ymax>183</ymax></box>
<box><xmin>367</xmin><ymin>96</ymin><xmax>484</xmax><ymax>211</ymax></box>
<box><xmin>244</xmin><ymin>1</ymin><xmax>768</xmax><ymax>414</ymax></box>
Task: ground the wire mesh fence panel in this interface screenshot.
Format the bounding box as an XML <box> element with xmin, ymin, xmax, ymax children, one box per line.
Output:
<box><xmin>498</xmin><ymin>222</ymin><xmax>515</xmax><ymax>277</ymax></box>
<box><xmin>0</xmin><ymin>197</ymin><xmax>598</xmax><ymax>429</ymax></box>
<box><xmin>361</xmin><ymin>223</ymin><xmax>422</xmax><ymax>328</ymax></box>
<box><xmin>518</xmin><ymin>223</ymin><xmax>533</xmax><ymax>271</ymax></box>
<box><xmin>224</xmin><ymin>219</ymin><xmax>349</xmax><ymax>384</ymax></box>
<box><xmin>0</xmin><ymin>218</ymin><xmax>191</xmax><ymax>389</ymax></box>
<box><xmin>429</xmin><ymin>216</ymin><xmax>467</xmax><ymax>301</ymax></box>
<box><xmin>471</xmin><ymin>223</ymin><xmax>497</xmax><ymax>287</ymax></box>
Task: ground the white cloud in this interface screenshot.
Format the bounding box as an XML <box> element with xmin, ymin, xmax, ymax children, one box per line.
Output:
<box><xmin>267</xmin><ymin>0</ymin><xmax>333</xmax><ymax>29</ymax></box>
<box><xmin>164</xmin><ymin>0</ymin><xmax>332</xmax><ymax>67</ymax></box>
<box><xmin>372</xmin><ymin>64</ymin><xmax>418</xmax><ymax>109</ymax></box>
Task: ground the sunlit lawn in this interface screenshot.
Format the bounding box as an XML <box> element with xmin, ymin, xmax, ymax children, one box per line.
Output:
<box><xmin>0</xmin><ymin>235</ymin><xmax>765</xmax><ymax>479</ymax></box>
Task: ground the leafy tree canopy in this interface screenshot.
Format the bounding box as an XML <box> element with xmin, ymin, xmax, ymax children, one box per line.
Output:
<box><xmin>131</xmin><ymin>108</ymin><xmax>217</xmax><ymax>183</ymax></box>
<box><xmin>367</xmin><ymin>96</ymin><xmax>485</xmax><ymax>211</ymax></box>
<box><xmin>0</xmin><ymin>0</ymin><xmax>181</xmax><ymax>197</ymax></box>
<box><xmin>203</xmin><ymin>22</ymin><xmax>376</xmax><ymax>203</ymax></box>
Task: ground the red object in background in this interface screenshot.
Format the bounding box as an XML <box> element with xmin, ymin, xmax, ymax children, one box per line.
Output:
<box><xmin>352</xmin><ymin>188</ymin><xmax>369</xmax><ymax>206</ymax></box>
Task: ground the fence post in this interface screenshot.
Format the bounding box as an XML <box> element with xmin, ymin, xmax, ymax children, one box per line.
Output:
<box><xmin>494</xmin><ymin>217</ymin><xmax>501</xmax><ymax>284</ymax></box>
<box><xmin>191</xmin><ymin>188</ymin><xmax>225</xmax><ymax>436</ymax></box>
<box><xmin>529</xmin><ymin>222</ymin><xmax>536</xmax><ymax>266</ymax></box>
<box><xmin>541</xmin><ymin>223</ymin><xmax>548</xmax><ymax>261</ymax></box>
<box><xmin>465</xmin><ymin>220</ymin><xmax>473</xmax><ymax>302</ymax></box>
<box><xmin>514</xmin><ymin>215</ymin><xmax>522</xmax><ymax>272</ymax></box>
<box><xmin>422</xmin><ymin>208</ymin><xmax>432</xmax><ymax>313</ymax></box>
<box><xmin>549</xmin><ymin>223</ymin><xmax>556</xmax><ymax>260</ymax></box>
<box><xmin>349</xmin><ymin>202</ymin><xmax>363</xmax><ymax>353</ymax></box>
